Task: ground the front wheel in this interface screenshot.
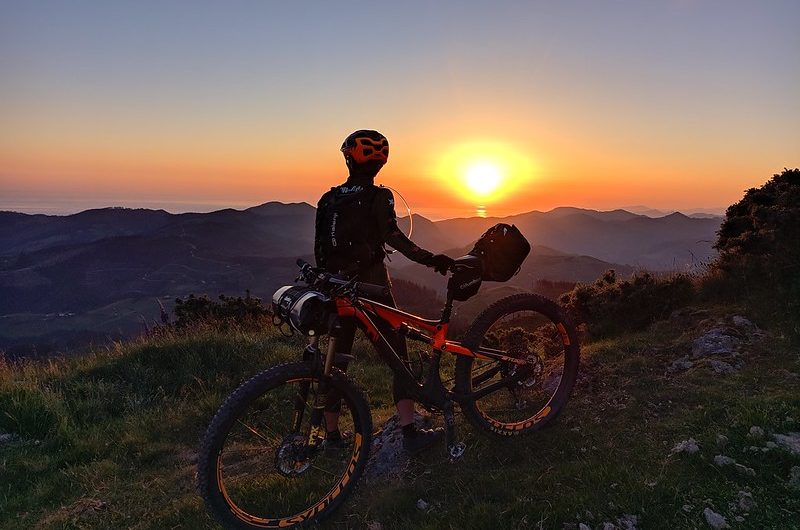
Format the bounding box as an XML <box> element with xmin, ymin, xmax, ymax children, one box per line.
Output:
<box><xmin>197</xmin><ymin>362</ymin><xmax>372</xmax><ymax>529</ymax></box>
<box><xmin>455</xmin><ymin>293</ymin><xmax>580</xmax><ymax>436</ymax></box>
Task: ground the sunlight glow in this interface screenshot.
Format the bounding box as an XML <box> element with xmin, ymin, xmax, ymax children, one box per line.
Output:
<box><xmin>436</xmin><ymin>141</ymin><xmax>536</xmax><ymax>205</ymax></box>
<box><xmin>465</xmin><ymin>163</ymin><xmax>502</xmax><ymax>196</ymax></box>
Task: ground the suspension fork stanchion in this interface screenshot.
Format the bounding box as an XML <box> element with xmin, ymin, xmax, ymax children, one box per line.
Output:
<box><xmin>306</xmin><ymin>327</ymin><xmax>340</xmax><ymax>448</ymax></box>
<box><xmin>291</xmin><ymin>336</ymin><xmax>320</xmax><ymax>432</ymax></box>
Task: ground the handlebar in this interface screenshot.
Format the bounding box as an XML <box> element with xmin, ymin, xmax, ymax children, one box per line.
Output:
<box><xmin>296</xmin><ymin>259</ymin><xmax>390</xmax><ymax>299</ymax></box>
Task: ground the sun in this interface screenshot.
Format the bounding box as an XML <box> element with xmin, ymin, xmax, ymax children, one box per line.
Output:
<box><xmin>435</xmin><ymin>140</ymin><xmax>536</xmax><ymax>208</ymax></box>
<box><xmin>465</xmin><ymin>163</ymin><xmax>502</xmax><ymax>196</ymax></box>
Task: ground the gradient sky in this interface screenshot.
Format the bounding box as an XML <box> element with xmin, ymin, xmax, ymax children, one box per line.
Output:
<box><xmin>1</xmin><ymin>1</ymin><xmax>798</xmax><ymax>217</ymax></box>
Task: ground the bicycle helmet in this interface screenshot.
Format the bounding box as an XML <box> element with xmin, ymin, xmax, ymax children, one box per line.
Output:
<box><xmin>341</xmin><ymin>130</ymin><xmax>389</xmax><ymax>165</ymax></box>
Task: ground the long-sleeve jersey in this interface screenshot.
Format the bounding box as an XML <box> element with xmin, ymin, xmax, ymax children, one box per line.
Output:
<box><xmin>314</xmin><ymin>180</ymin><xmax>433</xmax><ymax>273</ymax></box>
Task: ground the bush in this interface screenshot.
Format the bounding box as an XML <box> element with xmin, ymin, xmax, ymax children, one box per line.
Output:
<box><xmin>559</xmin><ymin>270</ymin><xmax>695</xmax><ymax>338</ymax></box>
<box><xmin>173</xmin><ymin>292</ymin><xmax>271</xmax><ymax>329</ymax></box>
<box><xmin>708</xmin><ymin>168</ymin><xmax>800</xmax><ymax>338</ymax></box>
<box><xmin>715</xmin><ymin>168</ymin><xmax>799</xmax><ymax>271</ymax></box>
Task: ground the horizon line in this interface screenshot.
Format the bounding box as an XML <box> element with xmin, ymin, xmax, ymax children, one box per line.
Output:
<box><xmin>0</xmin><ymin>199</ymin><xmax>727</xmax><ymax>221</ymax></box>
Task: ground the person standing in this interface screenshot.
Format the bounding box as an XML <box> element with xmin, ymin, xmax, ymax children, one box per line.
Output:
<box><xmin>314</xmin><ymin>129</ymin><xmax>453</xmax><ymax>453</ymax></box>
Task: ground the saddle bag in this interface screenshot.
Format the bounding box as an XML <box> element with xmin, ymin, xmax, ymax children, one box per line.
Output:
<box><xmin>469</xmin><ymin>223</ymin><xmax>531</xmax><ymax>282</ymax></box>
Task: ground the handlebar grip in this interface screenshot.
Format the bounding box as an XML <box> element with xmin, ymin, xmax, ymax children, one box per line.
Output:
<box><xmin>297</xmin><ymin>258</ymin><xmax>309</xmax><ymax>268</ymax></box>
<box><xmin>354</xmin><ymin>281</ymin><xmax>390</xmax><ymax>299</ymax></box>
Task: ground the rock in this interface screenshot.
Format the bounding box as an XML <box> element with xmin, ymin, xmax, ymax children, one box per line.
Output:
<box><xmin>682</xmin><ymin>504</ymin><xmax>694</xmax><ymax>513</ymax></box>
<box><xmin>578</xmin><ymin>524</ymin><xmax>591</xmax><ymax>530</ymax></box>
<box><xmin>716</xmin><ymin>434</ymin><xmax>729</xmax><ymax>448</ymax></box>
<box><xmin>692</xmin><ymin>329</ymin><xmax>739</xmax><ymax>358</ymax></box>
<box><xmin>672</xmin><ymin>438</ymin><xmax>700</xmax><ymax>454</ymax></box>
<box><xmin>714</xmin><ymin>455</ymin><xmax>735</xmax><ymax>466</ymax></box>
<box><xmin>0</xmin><ymin>432</ymin><xmax>18</xmax><ymax>443</ymax></box>
<box><xmin>617</xmin><ymin>513</ymin><xmax>639</xmax><ymax>530</ymax></box>
<box><xmin>731</xmin><ymin>315</ymin><xmax>757</xmax><ymax>330</ymax></box>
<box><xmin>667</xmin><ymin>357</ymin><xmax>694</xmax><ymax>373</ymax></box>
<box><xmin>709</xmin><ymin>360</ymin><xmax>735</xmax><ymax>374</ymax></box>
<box><xmin>416</xmin><ymin>499</ymin><xmax>429</xmax><ymax>511</ymax></box>
<box><xmin>602</xmin><ymin>523</ymin><xmax>616</xmax><ymax>530</ymax></box>
<box><xmin>772</xmin><ymin>432</ymin><xmax>800</xmax><ymax>455</ymax></box>
<box><xmin>366</xmin><ymin>522</ymin><xmax>383</xmax><ymax>530</ymax></box>
<box><xmin>765</xmin><ymin>441</ymin><xmax>777</xmax><ymax>449</ymax></box>
<box><xmin>737</xmin><ymin>491</ymin><xmax>754</xmax><ymax>511</ymax></box>
<box><xmin>734</xmin><ymin>516</ymin><xmax>745</xmax><ymax>523</ymax></box>
<box><xmin>733</xmin><ymin>463</ymin><xmax>756</xmax><ymax>477</ymax></box>
<box><xmin>366</xmin><ymin>412</ymin><xmax>432</xmax><ymax>478</ymax></box>
<box><xmin>747</xmin><ymin>426</ymin><xmax>764</xmax><ymax>439</ymax></box>
<box><xmin>584</xmin><ymin>510</ymin><xmax>595</xmax><ymax>521</ymax></box>
<box><xmin>703</xmin><ymin>507</ymin><xmax>729</xmax><ymax>529</ymax></box>
<box><xmin>789</xmin><ymin>466</ymin><xmax>800</xmax><ymax>489</ymax></box>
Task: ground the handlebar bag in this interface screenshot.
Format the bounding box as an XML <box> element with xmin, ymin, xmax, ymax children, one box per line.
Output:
<box><xmin>469</xmin><ymin>223</ymin><xmax>531</xmax><ymax>282</ymax></box>
<box><xmin>448</xmin><ymin>255</ymin><xmax>482</xmax><ymax>301</ymax></box>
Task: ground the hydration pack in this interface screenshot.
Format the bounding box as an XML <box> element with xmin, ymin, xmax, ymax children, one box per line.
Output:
<box><xmin>318</xmin><ymin>184</ymin><xmax>381</xmax><ymax>272</ymax></box>
<box><xmin>469</xmin><ymin>223</ymin><xmax>531</xmax><ymax>281</ymax></box>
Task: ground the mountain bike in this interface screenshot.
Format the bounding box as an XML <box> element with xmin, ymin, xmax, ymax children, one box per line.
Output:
<box><xmin>197</xmin><ymin>257</ymin><xmax>580</xmax><ymax>529</ymax></box>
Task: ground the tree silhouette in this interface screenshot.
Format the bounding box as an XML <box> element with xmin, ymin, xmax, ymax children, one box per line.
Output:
<box><xmin>713</xmin><ymin>168</ymin><xmax>800</xmax><ymax>337</ymax></box>
<box><xmin>716</xmin><ymin>168</ymin><xmax>800</xmax><ymax>273</ymax></box>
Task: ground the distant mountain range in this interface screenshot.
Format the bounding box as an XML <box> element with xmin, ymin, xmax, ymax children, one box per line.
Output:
<box><xmin>0</xmin><ymin>202</ymin><xmax>721</xmax><ymax>356</ymax></box>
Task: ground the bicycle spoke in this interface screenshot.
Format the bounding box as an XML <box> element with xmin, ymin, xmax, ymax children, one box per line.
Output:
<box><xmin>236</xmin><ymin>420</ymin><xmax>275</xmax><ymax>445</ymax></box>
<box><xmin>209</xmin><ymin>372</ymin><xmax>365</xmax><ymax>524</ymax></box>
<box><xmin>457</xmin><ymin>297</ymin><xmax>578</xmax><ymax>433</ymax></box>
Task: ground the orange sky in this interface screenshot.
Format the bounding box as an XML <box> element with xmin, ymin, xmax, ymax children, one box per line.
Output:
<box><xmin>1</xmin><ymin>3</ymin><xmax>798</xmax><ymax>217</ymax></box>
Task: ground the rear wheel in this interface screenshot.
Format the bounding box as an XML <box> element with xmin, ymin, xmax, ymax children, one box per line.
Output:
<box><xmin>198</xmin><ymin>362</ymin><xmax>372</xmax><ymax>529</ymax></box>
<box><xmin>455</xmin><ymin>293</ymin><xmax>579</xmax><ymax>436</ymax></box>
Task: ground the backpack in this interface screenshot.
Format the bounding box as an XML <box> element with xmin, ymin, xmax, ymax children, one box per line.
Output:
<box><xmin>318</xmin><ymin>184</ymin><xmax>382</xmax><ymax>272</ymax></box>
<box><xmin>469</xmin><ymin>223</ymin><xmax>531</xmax><ymax>281</ymax></box>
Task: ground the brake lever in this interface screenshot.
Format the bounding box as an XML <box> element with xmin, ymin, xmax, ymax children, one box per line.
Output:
<box><xmin>330</xmin><ymin>277</ymin><xmax>357</xmax><ymax>297</ymax></box>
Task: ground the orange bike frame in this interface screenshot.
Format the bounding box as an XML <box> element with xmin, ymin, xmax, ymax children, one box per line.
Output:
<box><xmin>334</xmin><ymin>296</ymin><xmax>528</xmax><ymax>366</ymax></box>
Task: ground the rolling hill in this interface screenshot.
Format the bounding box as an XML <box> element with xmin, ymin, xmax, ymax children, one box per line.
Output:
<box><xmin>0</xmin><ymin>202</ymin><xmax>720</xmax><ymax>355</ymax></box>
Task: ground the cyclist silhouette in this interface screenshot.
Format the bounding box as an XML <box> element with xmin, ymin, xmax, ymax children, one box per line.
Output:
<box><xmin>315</xmin><ymin>129</ymin><xmax>453</xmax><ymax>453</ymax></box>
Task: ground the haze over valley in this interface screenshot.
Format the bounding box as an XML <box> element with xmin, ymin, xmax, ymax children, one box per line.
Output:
<box><xmin>0</xmin><ymin>202</ymin><xmax>721</xmax><ymax>356</ymax></box>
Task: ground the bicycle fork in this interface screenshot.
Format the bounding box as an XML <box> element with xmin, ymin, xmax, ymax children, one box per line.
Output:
<box><xmin>304</xmin><ymin>336</ymin><xmax>338</xmax><ymax>449</ymax></box>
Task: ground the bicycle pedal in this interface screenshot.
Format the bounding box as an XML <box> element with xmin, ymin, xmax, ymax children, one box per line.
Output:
<box><xmin>447</xmin><ymin>441</ymin><xmax>466</xmax><ymax>460</ymax></box>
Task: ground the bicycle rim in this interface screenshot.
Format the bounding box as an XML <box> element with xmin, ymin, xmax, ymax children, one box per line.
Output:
<box><xmin>466</xmin><ymin>305</ymin><xmax>574</xmax><ymax>430</ymax></box>
<box><xmin>214</xmin><ymin>375</ymin><xmax>362</xmax><ymax>526</ymax></box>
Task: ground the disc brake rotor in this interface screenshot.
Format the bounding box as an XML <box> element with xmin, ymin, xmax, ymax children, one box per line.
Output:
<box><xmin>275</xmin><ymin>433</ymin><xmax>312</xmax><ymax>477</ymax></box>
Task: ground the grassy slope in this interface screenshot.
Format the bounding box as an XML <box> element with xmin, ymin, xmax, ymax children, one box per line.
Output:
<box><xmin>1</xmin><ymin>308</ymin><xmax>798</xmax><ymax>530</ymax></box>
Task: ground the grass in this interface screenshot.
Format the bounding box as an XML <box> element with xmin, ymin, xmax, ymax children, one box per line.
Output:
<box><xmin>1</xmin><ymin>308</ymin><xmax>799</xmax><ymax>529</ymax></box>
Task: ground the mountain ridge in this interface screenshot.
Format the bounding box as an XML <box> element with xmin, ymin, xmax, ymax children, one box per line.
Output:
<box><xmin>0</xmin><ymin>201</ymin><xmax>721</xmax><ymax>355</ymax></box>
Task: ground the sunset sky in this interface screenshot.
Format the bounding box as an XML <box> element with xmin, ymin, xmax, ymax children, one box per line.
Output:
<box><xmin>1</xmin><ymin>1</ymin><xmax>798</xmax><ymax>218</ymax></box>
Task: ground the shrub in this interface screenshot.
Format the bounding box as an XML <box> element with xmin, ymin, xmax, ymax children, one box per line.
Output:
<box><xmin>173</xmin><ymin>292</ymin><xmax>271</xmax><ymax>329</ymax></box>
<box><xmin>560</xmin><ymin>270</ymin><xmax>695</xmax><ymax>338</ymax></box>
<box><xmin>708</xmin><ymin>168</ymin><xmax>800</xmax><ymax>338</ymax></box>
